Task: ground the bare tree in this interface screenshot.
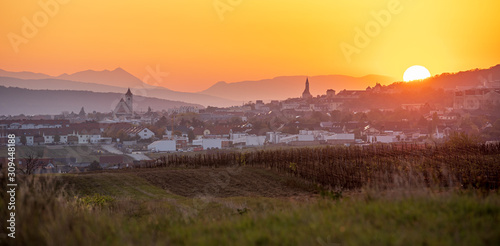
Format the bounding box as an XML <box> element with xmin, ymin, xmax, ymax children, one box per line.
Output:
<box><xmin>20</xmin><ymin>151</ymin><xmax>43</xmax><ymax>175</ymax></box>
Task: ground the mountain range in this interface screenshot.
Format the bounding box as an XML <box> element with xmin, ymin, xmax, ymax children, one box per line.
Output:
<box><xmin>0</xmin><ymin>68</ymin><xmax>397</xmax><ymax>105</ymax></box>
<box><xmin>199</xmin><ymin>74</ymin><xmax>396</xmax><ymax>102</ymax></box>
<box><xmin>0</xmin><ymin>86</ymin><xmax>202</xmax><ymax>116</ymax></box>
<box><xmin>0</xmin><ymin>68</ymin><xmax>238</xmax><ymax>107</ymax></box>
<box><xmin>0</xmin><ymin>64</ymin><xmax>499</xmax><ymax>115</ymax></box>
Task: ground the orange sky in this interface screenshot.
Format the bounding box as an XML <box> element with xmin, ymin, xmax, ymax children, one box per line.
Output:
<box><xmin>1</xmin><ymin>0</ymin><xmax>499</xmax><ymax>92</ymax></box>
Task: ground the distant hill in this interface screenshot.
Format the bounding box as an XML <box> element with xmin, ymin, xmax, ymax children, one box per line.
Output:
<box><xmin>421</xmin><ymin>64</ymin><xmax>500</xmax><ymax>89</ymax></box>
<box><xmin>382</xmin><ymin>64</ymin><xmax>500</xmax><ymax>92</ymax></box>
<box><xmin>0</xmin><ymin>77</ymin><xmax>127</xmax><ymax>93</ymax></box>
<box><xmin>0</xmin><ymin>67</ymin><xmax>146</xmax><ymax>88</ymax></box>
<box><xmin>341</xmin><ymin>64</ymin><xmax>500</xmax><ymax>111</ymax></box>
<box><xmin>0</xmin><ymin>86</ymin><xmax>203</xmax><ymax>115</ymax></box>
<box><xmin>0</xmin><ymin>77</ymin><xmax>239</xmax><ymax>108</ymax></box>
<box><xmin>199</xmin><ymin>74</ymin><xmax>396</xmax><ymax>102</ymax></box>
<box><xmin>2</xmin><ymin>64</ymin><xmax>499</xmax><ymax>108</ymax></box>
<box><xmin>0</xmin><ymin>69</ymin><xmax>52</xmax><ymax>80</ymax></box>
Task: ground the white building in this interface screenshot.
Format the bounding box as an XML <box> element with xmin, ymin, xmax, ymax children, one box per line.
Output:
<box><xmin>246</xmin><ymin>136</ymin><xmax>266</xmax><ymax>146</ymax></box>
<box><xmin>192</xmin><ymin>138</ymin><xmax>226</xmax><ymax>149</ymax></box>
<box><xmin>298</xmin><ymin>134</ymin><xmax>315</xmax><ymax>141</ymax></box>
<box><xmin>203</xmin><ymin>138</ymin><xmax>223</xmax><ymax>149</ymax></box>
<box><xmin>324</xmin><ymin>133</ymin><xmax>355</xmax><ymax>141</ymax></box>
<box><xmin>367</xmin><ymin>135</ymin><xmax>397</xmax><ymax>143</ymax></box>
<box><xmin>148</xmin><ymin>140</ymin><xmax>176</xmax><ymax>152</ymax></box>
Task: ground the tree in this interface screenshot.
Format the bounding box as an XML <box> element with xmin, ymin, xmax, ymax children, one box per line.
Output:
<box><xmin>179</xmin><ymin>118</ymin><xmax>188</xmax><ymax>126</ymax></box>
<box><xmin>417</xmin><ymin>116</ymin><xmax>428</xmax><ymax>128</ymax></box>
<box><xmin>341</xmin><ymin>113</ymin><xmax>353</xmax><ymax>123</ymax></box>
<box><xmin>88</xmin><ymin>160</ymin><xmax>102</xmax><ymax>171</ymax></box>
<box><xmin>116</xmin><ymin>130</ymin><xmax>127</xmax><ymax>142</ymax></box>
<box><xmin>155</xmin><ymin>116</ymin><xmax>168</xmax><ymax>128</ymax></box>
<box><xmin>20</xmin><ymin>151</ymin><xmax>43</xmax><ymax>175</ymax></box>
<box><xmin>330</xmin><ymin>110</ymin><xmax>342</xmax><ymax>122</ymax></box>
<box><xmin>230</xmin><ymin>117</ymin><xmax>242</xmax><ymax>125</ymax></box>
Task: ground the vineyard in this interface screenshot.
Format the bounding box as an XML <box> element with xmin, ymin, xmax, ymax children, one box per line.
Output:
<box><xmin>3</xmin><ymin>143</ymin><xmax>500</xmax><ymax>245</ymax></box>
<box><xmin>136</xmin><ymin>143</ymin><xmax>500</xmax><ymax>190</ymax></box>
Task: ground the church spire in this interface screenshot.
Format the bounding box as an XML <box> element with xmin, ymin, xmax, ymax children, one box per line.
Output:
<box><xmin>302</xmin><ymin>77</ymin><xmax>312</xmax><ymax>99</ymax></box>
<box><xmin>126</xmin><ymin>88</ymin><xmax>133</xmax><ymax>96</ymax></box>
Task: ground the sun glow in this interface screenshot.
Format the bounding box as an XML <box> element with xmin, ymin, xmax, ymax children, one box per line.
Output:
<box><xmin>403</xmin><ymin>65</ymin><xmax>431</xmax><ymax>82</ymax></box>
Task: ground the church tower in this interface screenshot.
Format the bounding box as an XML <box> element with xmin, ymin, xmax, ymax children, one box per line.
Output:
<box><xmin>113</xmin><ymin>88</ymin><xmax>134</xmax><ymax>118</ymax></box>
<box><xmin>125</xmin><ymin>88</ymin><xmax>133</xmax><ymax>115</ymax></box>
<box><xmin>302</xmin><ymin>77</ymin><xmax>312</xmax><ymax>99</ymax></box>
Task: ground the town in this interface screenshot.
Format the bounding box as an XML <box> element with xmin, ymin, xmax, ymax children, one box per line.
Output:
<box><xmin>1</xmin><ymin>77</ymin><xmax>499</xmax><ymax>173</ymax></box>
<box><xmin>3</xmin><ymin>1</ymin><xmax>500</xmax><ymax>244</ymax></box>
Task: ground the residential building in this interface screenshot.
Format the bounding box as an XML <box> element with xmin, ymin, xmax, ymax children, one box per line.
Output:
<box><xmin>148</xmin><ymin>140</ymin><xmax>176</xmax><ymax>152</ymax></box>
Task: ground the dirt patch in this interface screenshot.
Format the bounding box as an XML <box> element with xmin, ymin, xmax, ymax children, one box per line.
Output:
<box><xmin>135</xmin><ymin>167</ymin><xmax>316</xmax><ymax>198</ymax></box>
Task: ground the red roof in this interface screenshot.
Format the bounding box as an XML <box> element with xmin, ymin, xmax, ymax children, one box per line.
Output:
<box><xmin>208</xmin><ymin>126</ymin><xmax>232</xmax><ymax>135</ymax></box>
<box><xmin>192</xmin><ymin>127</ymin><xmax>205</xmax><ymax>135</ymax></box>
<box><xmin>99</xmin><ymin>155</ymin><xmax>124</xmax><ymax>165</ymax></box>
<box><xmin>124</xmin><ymin>126</ymin><xmax>150</xmax><ymax>134</ymax></box>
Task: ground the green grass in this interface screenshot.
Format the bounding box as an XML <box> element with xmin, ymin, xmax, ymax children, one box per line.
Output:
<box><xmin>58</xmin><ymin>173</ymin><xmax>174</xmax><ymax>200</ymax></box>
<box><xmin>158</xmin><ymin>192</ymin><xmax>500</xmax><ymax>245</ymax></box>
<box><xmin>1</xmin><ymin>171</ymin><xmax>499</xmax><ymax>246</ymax></box>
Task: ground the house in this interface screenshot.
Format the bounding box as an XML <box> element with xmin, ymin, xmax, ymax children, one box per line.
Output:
<box><xmin>124</xmin><ymin>126</ymin><xmax>155</xmax><ymax>139</ymax></box>
<box><xmin>176</xmin><ymin>137</ymin><xmax>189</xmax><ymax>149</ymax></box>
<box><xmin>0</xmin><ymin>119</ymin><xmax>70</xmax><ymax>129</ymax></box>
<box><xmin>454</xmin><ymin>88</ymin><xmax>500</xmax><ymax>110</ymax></box>
<box><xmin>281</xmin><ymin>101</ymin><xmax>301</xmax><ymax>110</ymax></box>
<box><xmin>192</xmin><ymin>127</ymin><xmax>209</xmax><ymax>139</ymax></box>
<box><xmin>192</xmin><ymin>126</ymin><xmax>233</xmax><ymax>139</ymax></box>
<box><xmin>165</xmin><ymin>125</ymin><xmax>190</xmax><ymax>139</ymax></box>
<box><xmin>336</xmin><ymin>90</ymin><xmax>367</xmax><ymax>99</ymax></box>
<box><xmin>192</xmin><ymin>138</ymin><xmax>230</xmax><ymax>150</ymax></box>
<box><xmin>401</xmin><ymin>104</ymin><xmax>425</xmax><ymax>111</ymax></box>
<box><xmin>168</xmin><ymin>106</ymin><xmax>200</xmax><ymax>114</ymax></box>
<box><xmin>320</xmin><ymin>122</ymin><xmax>334</xmax><ymax>128</ymax></box>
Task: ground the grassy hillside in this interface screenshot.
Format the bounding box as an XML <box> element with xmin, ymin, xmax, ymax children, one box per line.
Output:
<box><xmin>1</xmin><ymin>165</ymin><xmax>499</xmax><ymax>246</ymax></box>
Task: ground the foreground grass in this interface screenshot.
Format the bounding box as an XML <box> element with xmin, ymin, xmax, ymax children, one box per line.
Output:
<box><xmin>1</xmin><ymin>171</ymin><xmax>499</xmax><ymax>246</ymax></box>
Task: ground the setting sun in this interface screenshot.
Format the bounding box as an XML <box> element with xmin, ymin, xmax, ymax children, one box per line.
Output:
<box><xmin>403</xmin><ymin>65</ymin><xmax>431</xmax><ymax>82</ymax></box>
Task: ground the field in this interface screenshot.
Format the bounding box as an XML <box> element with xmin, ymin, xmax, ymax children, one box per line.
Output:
<box><xmin>0</xmin><ymin>145</ymin><xmax>134</xmax><ymax>164</ymax></box>
<box><xmin>1</xmin><ymin>143</ymin><xmax>500</xmax><ymax>245</ymax></box>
